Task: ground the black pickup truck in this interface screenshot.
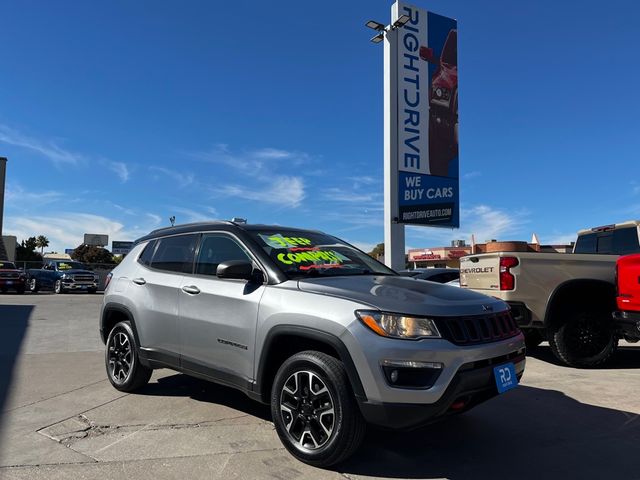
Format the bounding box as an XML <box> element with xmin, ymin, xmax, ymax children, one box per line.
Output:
<box><xmin>27</xmin><ymin>260</ymin><xmax>99</xmax><ymax>294</ymax></box>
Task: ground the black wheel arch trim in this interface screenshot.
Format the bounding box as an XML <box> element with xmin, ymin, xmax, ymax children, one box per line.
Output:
<box><xmin>255</xmin><ymin>325</ymin><xmax>366</xmax><ymax>403</ymax></box>
<box><xmin>544</xmin><ymin>278</ymin><xmax>616</xmax><ymax>328</ymax></box>
<box><xmin>100</xmin><ymin>303</ymin><xmax>142</xmax><ymax>347</ymax></box>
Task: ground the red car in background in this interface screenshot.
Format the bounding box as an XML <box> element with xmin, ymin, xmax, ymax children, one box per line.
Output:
<box><xmin>420</xmin><ymin>29</ymin><xmax>458</xmax><ymax>177</ymax></box>
<box><xmin>0</xmin><ymin>261</ymin><xmax>27</xmax><ymax>294</ymax></box>
<box><xmin>613</xmin><ymin>254</ymin><xmax>640</xmax><ymax>342</ymax></box>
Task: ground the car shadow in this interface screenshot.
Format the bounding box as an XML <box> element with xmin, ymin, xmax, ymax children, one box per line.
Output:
<box><xmin>0</xmin><ymin>305</ymin><xmax>32</xmax><ymax>413</ymax></box>
<box><xmin>528</xmin><ymin>343</ymin><xmax>640</xmax><ymax>369</ymax></box>
<box><xmin>134</xmin><ymin>372</ymin><xmax>639</xmax><ymax>479</ymax></box>
<box><xmin>136</xmin><ymin>372</ymin><xmax>272</xmax><ymax>422</ymax></box>
<box><xmin>338</xmin><ymin>385</ymin><xmax>640</xmax><ymax>479</ymax></box>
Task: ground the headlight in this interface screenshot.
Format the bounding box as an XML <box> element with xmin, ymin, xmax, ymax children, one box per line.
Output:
<box><xmin>356</xmin><ymin>310</ymin><xmax>441</xmax><ymax>339</ymax></box>
<box><xmin>432</xmin><ymin>86</ymin><xmax>450</xmax><ymax>101</ymax></box>
<box><xmin>61</xmin><ymin>273</ymin><xmax>69</xmax><ymax>279</ymax></box>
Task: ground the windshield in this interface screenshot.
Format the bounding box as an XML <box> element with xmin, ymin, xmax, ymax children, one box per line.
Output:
<box><xmin>249</xmin><ymin>229</ymin><xmax>397</xmax><ymax>279</ymax></box>
<box><xmin>57</xmin><ymin>261</ymin><xmax>88</xmax><ymax>270</ymax></box>
<box><xmin>441</xmin><ymin>29</ymin><xmax>457</xmax><ymax>66</ymax></box>
<box><xmin>0</xmin><ymin>262</ymin><xmax>17</xmax><ymax>269</ymax></box>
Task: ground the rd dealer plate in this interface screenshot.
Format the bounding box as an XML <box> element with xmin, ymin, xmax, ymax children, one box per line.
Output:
<box><xmin>493</xmin><ymin>363</ymin><xmax>518</xmax><ymax>394</ymax></box>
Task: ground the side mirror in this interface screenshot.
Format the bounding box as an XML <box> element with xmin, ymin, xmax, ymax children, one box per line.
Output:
<box><xmin>419</xmin><ymin>46</ymin><xmax>437</xmax><ymax>63</ymax></box>
<box><xmin>216</xmin><ymin>260</ymin><xmax>255</xmax><ymax>281</ymax></box>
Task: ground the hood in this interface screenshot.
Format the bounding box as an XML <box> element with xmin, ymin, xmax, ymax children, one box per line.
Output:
<box><xmin>61</xmin><ymin>269</ymin><xmax>95</xmax><ymax>275</ymax></box>
<box><xmin>432</xmin><ymin>64</ymin><xmax>457</xmax><ymax>91</ymax></box>
<box><xmin>297</xmin><ymin>275</ymin><xmax>506</xmax><ymax>317</ymax></box>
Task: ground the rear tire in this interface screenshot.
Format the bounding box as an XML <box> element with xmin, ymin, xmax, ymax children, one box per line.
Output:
<box><xmin>548</xmin><ymin>310</ymin><xmax>617</xmax><ymax>368</ymax></box>
<box><xmin>105</xmin><ymin>321</ymin><xmax>152</xmax><ymax>392</ymax></box>
<box><xmin>271</xmin><ymin>351</ymin><xmax>366</xmax><ymax>467</ymax></box>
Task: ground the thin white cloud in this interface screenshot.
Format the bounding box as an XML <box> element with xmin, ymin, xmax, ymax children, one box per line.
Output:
<box><xmin>146</xmin><ymin>213</ymin><xmax>162</xmax><ymax>226</ymax></box>
<box><xmin>149</xmin><ymin>166</ymin><xmax>194</xmax><ymax>188</ymax></box>
<box><xmin>190</xmin><ymin>144</ymin><xmax>311</xmax><ymax>176</ymax></box>
<box><xmin>251</xmin><ymin>148</ymin><xmax>294</xmax><ymax>159</ymax></box>
<box><xmin>5</xmin><ymin>212</ymin><xmax>160</xmax><ymax>253</ymax></box>
<box><xmin>463</xmin><ymin>171</ymin><xmax>482</xmax><ymax>180</ymax></box>
<box><xmin>404</xmin><ymin>204</ymin><xmax>529</xmax><ymax>247</ymax></box>
<box><xmin>171</xmin><ymin>207</ymin><xmax>219</xmax><ymax>223</ymax></box>
<box><xmin>322</xmin><ymin>188</ymin><xmax>380</xmax><ymax>204</ymax></box>
<box><xmin>108</xmin><ymin>161</ymin><xmax>130</xmax><ymax>183</ymax></box>
<box><xmin>214</xmin><ymin>176</ymin><xmax>305</xmax><ymax>208</ymax></box>
<box><xmin>5</xmin><ymin>184</ymin><xmax>63</xmax><ymax>207</ymax></box>
<box><xmin>0</xmin><ymin>124</ymin><xmax>83</xmax><ymax>166</ymax></box>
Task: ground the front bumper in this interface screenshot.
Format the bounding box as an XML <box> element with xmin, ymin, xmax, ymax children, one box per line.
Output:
<box><xmin>612</xmin><ymin>310</ymin><xmax>640</xmax><ymax>340</ymax></box>
<box><xmin>359</xmin><ymin>351</ymin><xmax>525</xmax><ymax>429</ymax></box>
<box><xmin>0</xmin><ymin>278</ymin><xmax>26</xmax><ymax>289</ymax></box>
<box><xmin>61</xmin><ymin>281</ymin><xmax>98</xmax><ymax>290</ymax></box>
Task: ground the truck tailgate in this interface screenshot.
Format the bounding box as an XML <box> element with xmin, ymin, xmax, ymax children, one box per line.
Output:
<box><xmin>460</xmin><ymin>255</ymin><xmax>500</xmax><ymax>291</ymax></box>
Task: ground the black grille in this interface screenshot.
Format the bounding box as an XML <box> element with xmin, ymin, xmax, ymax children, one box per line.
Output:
<box><xmin>436</xmin><ymin>311</ymin><xmax>520</xmax><ymax>345</ymax></box>
<box><xmin>73</xmin><ymin>275</ymin><xmax>95</xmax><ymax>282</ymax></box>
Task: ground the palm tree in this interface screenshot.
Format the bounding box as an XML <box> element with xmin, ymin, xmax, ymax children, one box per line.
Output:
<box><xmin>35</xmin><ymin>235</ymin><xmax>50</xmax><ymax>256</ymax></box>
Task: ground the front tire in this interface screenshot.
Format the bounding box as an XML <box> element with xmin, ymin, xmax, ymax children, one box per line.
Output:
<box><xmin>54</xmin><ymin>280</ymin><xmax>65</xmax><ymax>294</ymax></box>
<box><xmin>271</xmin><ymin>351</ymin><xmax>365</xmax><ymax>467</ymax></box>
<box><xmin>548</xmin><ymin>310</ymin><xmax>617</xmax><ymax>368</ymax></box>
<box><xmin>105</xmin><ymin>321</ymin><xmax>152</xmax><ymax>392</ymax></box>
<box><xmin>29</xmin><ymin>278</ymin><xmax>39</xmax><ymax>293</ymax></box>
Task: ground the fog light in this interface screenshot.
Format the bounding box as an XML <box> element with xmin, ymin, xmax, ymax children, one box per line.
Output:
<box><xmin>381</xmin><ymin>360</ymin><xmax>444</xmax><ymax>389</ymax></box>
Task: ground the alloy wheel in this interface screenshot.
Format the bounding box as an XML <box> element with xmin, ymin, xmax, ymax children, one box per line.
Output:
<box><xmin>279</xmin><ymin>370</ymin><xmax>335</xmax><ymax>451</ymax></box>
<box><xmin>107</xmin><ymin>330</ymin><xmax>133</xmax><ymax>384</ymax></box>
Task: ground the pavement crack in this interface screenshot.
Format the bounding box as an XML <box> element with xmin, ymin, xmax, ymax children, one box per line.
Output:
<box><xmin>3</xmin><ymin>379</ymin><xmax>107</xmax><ymax>413</ymax></box>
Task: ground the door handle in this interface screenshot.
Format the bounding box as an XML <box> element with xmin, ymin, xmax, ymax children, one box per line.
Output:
<box><xmin>132</xmin><ymin>277</ymin><xmax>146</xmax><ymax>285</ymax></box>
<box><xmin>182</xmin><ymin>285</ymin><xmax>200</xmax><ymax>295</ymax></box>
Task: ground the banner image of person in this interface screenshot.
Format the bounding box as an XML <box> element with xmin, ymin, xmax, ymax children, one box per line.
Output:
<box><xmin>396</xmin><ymin>2</ymin><xmax>459</xmax><ymax>227</ymax></box>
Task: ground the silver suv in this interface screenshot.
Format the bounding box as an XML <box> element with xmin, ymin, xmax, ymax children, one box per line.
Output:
<box><xmin>100</xmin><ymin>222</ymin><xmax>525</xmax><ymax>466</ymax></box>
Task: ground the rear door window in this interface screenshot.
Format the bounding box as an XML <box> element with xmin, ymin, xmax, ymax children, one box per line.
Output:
<box><xmin>150</xmin><ymin>235</ymin><xmax>198</xmax><ymax>274</ymax></box>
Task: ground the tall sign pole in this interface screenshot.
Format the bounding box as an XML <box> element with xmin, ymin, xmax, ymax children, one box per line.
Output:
<box><xmin>0</xmin><ymin>157</ymin><xmax>7</xmax><ymax>236</ymax></box>
<box><xmin>378</xmin><ymin>2</ymin><xmax>459</xmax><ymax>269</ymax></box>
<box><xmin>383</xmin><ymin>4</ymin><xmax>406</xmax><ymax>270</ymax></box>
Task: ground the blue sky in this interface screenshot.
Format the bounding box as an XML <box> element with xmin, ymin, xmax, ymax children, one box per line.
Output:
<box><xmin>1</xmin><ymin>0</ymin><xmax>639</xmax><ymax>254</ymax></box>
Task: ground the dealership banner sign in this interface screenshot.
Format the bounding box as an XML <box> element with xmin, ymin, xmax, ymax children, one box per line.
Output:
<box><xmin>395</xmin><ymin>2</ymin><xmax>459</xmax><ymax>227</ymax></box>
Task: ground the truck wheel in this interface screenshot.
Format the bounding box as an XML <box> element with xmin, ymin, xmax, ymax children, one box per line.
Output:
<box><xmin>29</xmin><ymin>278</ymin><xmax>39</xmax><ymax>293</ymax></box>
<box><xmin>54</xmin><ymin>280</ymin><xmax>65</xmax><ymax>294</ymax></box>
<box><xmin>105</xmin><ymin>321</ymin><xmax>152</xmax><ymax>392</ymax></box>
<box><xmin>548</xmin><ymin>310</ymin><xmax>617</xmax><ymax>368</ymax></box>
<box><xmin>271</xmin><ymin>351</ymin><xmax>366</xmax><ymax>467</ymax></box>
<box><xmin>522</xmin><ymin>329</ymin><xmax>544</xmax><ymax>350</ymax></box>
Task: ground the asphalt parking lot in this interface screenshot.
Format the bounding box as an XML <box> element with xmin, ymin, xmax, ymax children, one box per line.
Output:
<box><xmin>0</xmin><ymin>294</ymin><xmax>639</xmax><ymax>480</ymax></box>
